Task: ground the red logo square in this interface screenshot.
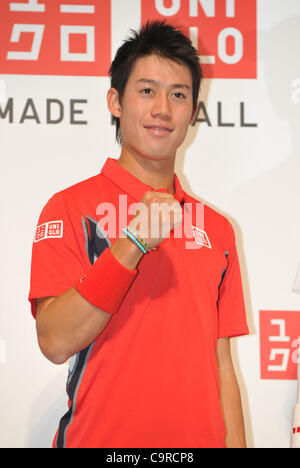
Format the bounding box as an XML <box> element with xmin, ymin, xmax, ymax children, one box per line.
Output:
<box><xmin>141</xmin><ymin>0</ymin><xmax>257</xmax><ymax>79</ymax></box>
<box><xmin>260</xmin><ymin>310</ymin><xmax>300</xmax><ymax>380</ymax></box>
<box><xmin>0</xmin><ymin>0</ymin><xmax>111</xmax><ymax>76</ymax></box>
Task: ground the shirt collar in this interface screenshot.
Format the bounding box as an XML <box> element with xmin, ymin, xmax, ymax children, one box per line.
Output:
<box><xmin>101</xmin><ymin>157</ymin><xmax>185</xmax><ymax>204</ymax></box>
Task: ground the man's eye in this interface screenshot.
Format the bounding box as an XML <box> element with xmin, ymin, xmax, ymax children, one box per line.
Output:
<box><xmin>141</xmin><ymin>88</ymin><xmax>153</xmax><ymax>95</ymax></box>
<box><xmin>173</xmin><ymin>92</ymin><xmax>186</xmax><ymax>99</ymax></box>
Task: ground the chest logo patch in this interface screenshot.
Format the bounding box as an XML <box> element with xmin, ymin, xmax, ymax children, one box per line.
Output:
<box><xmin>34</xmin><ymin>220</ymin><xmax>63</xmax><ymax>242</ymax></box>
<box><xmin>191</xmin><ymin>225</ymin><xmax>212</xmax><ymax>249</ymax></box>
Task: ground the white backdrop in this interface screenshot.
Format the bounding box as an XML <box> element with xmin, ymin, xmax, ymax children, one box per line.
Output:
<box><xmin>0</xmin><ymin>0</ymin><xmax>300</xmax><ymax>448</ymax></box>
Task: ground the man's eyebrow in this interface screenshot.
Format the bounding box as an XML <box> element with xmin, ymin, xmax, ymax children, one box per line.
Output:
<box><xmin>136</xmin><ymin>78</ymin><xmax>191</xmax><ymax>90</ymax></box>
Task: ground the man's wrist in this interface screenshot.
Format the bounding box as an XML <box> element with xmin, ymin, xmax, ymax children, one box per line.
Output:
<box><xmin>111</xmin><ymin>237</ymin><xmax>144</xmax><ymax>271</ymax></box>
<box><xmin>75</xmin><ymin>245</ymin><xmax>138</xmax><ymax>315</ymax></box>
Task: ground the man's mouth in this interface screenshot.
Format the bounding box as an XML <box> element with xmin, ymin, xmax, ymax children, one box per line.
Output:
<box><xmin>144</xmin><ymin>125</ymin><xmax>173</xmax><ymax>135</ymax></box>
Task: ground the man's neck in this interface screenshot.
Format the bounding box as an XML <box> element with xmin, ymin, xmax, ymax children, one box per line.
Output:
<box><xmin>117</xmin><ymin>149</ymin><xmax>176</xmax><ymax>194</ymax></box>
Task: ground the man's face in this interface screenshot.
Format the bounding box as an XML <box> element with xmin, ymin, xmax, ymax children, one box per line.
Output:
<box><xmin>111</xmin><ymin>54</ymin><xmax>196</xmax><ymax>162</ymax></box>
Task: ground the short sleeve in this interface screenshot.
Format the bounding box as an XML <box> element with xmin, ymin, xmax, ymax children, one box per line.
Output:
<box><xmin>217</xmin><ymin>220</ymin><xmax>249</xmax><ymax>338</ymax></box>
<box><xmin>28</xmin><ymin>193</ymin><xmax>87</xmax><ymax>319</ymax></box>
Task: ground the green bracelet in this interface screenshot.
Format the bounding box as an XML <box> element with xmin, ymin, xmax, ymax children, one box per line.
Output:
<box><xmin>122</xmin><ymin>227</ymin><xmax>147</xmax><ymax>254</ymax></box>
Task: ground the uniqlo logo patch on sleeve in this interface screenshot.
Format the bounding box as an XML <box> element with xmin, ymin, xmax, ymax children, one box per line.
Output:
<box><xmin>0</xmin><ymin>0</ymin><xmax>111</xmax><ymax>76</ymax></box>
<box><xmin>34</xmin><ymin>220</ymin><xmax>63</xmax><ymax>242</ymax></box>
<box><xmin>141</xmin><ymin>0</ymin><xmax>257</xmax><ymax>79</ymax></box>
<box><xmin>260</xmin><ymin>310</ymin><xmax>300</xmax><ymax>380</ymax></box>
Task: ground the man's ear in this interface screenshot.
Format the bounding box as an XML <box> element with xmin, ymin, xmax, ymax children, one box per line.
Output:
<box><xmin>107</xmin><ymin>88</ymin><xmax>122</xmax><ymax>118</ymax></box>
<box><xmin>190</xmin><ymin>102</ymin><xmax>199</xmax><ymax>126</ymax></box>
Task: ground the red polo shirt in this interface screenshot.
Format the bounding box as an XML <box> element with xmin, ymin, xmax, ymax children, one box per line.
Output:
<box><xmin>28</xmin><ymin>157</ymin><xmax>249</xmax><ymax>448</ymax></box>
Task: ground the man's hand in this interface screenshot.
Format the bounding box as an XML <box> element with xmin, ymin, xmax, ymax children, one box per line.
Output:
<box><xmin>128</xmin><ymin>190</ymin><xmax>183</xmax><ymax>250</ymax></box>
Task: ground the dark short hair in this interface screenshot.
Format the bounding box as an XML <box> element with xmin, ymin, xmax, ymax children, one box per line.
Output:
<box><xmin>109</xmin><ymin>20</ymin><xmax>202</xmax><ymax>143</ymax></box>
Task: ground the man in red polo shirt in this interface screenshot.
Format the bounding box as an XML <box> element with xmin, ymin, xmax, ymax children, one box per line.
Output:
<box><xmin>29</xmin><ymin>21</ymin><xmax>249</xmax><ymax>448</ymax></box>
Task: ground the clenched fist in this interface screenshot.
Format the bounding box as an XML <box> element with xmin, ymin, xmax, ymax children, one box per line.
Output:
<box><xmin>128</xmin><ymin>191</ymin><xmax>183</xmax><ymax>250</ymax></box>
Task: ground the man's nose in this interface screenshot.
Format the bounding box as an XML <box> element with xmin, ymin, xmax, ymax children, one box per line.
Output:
<box><xmin>151</xmin><ymin>92</ymin><xmax>171</xmax><ymax>119</ymax></box>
